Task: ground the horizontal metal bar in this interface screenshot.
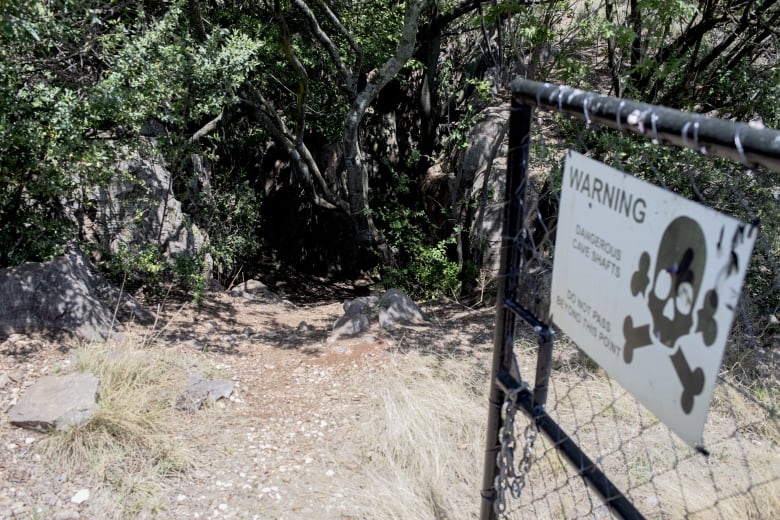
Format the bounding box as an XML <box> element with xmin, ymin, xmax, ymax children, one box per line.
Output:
<box><xmin>510</xmin><ymin>78</ymin><xmax>780</xmax><ymax>173</ymax></box>
<box><xmin>504</xmin><ymin>297</ymin><xmax>548</xmax><ymax>333</ymax></box>
<box><xmin>498</xmin><ymin>369</ymin><xmax>646</xmax><ymax>520</ymax></box>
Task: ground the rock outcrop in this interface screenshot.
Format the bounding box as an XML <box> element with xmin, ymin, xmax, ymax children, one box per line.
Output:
<box><xmin>457</xmin><ymin>106</ymin><xmax>510</xmax><ymax>281</ymax></box>
<box><xmin>78</xmin><ymin>152</ymin><xmax>209</xmax><ymax>272</ymax></box>
<box><xmin>328</xmin><ymin>289</ymin><xmax>428</xmax><ymax>343</ymax></box>
<box><xmin>0</xmin><ymin>248</ymin><xmax>153</xmax><ymax>340</ymax></box>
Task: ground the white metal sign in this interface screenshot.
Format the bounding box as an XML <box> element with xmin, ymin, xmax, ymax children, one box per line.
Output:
<box><xmin>550</xmin><ymin>150</ymin><xmax>757</xmax><ymax>448</ymax></box>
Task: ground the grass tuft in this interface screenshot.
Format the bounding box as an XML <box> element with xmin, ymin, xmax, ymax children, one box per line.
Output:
<box><xmin>37</xmin><ymin>346</ymin><xmax>196</xmax><ymax>516</ymax></box>
<box><xmin>353</xmin><ymin>354</ymin><xmax>487</xmax><ymax>519</ymax></box>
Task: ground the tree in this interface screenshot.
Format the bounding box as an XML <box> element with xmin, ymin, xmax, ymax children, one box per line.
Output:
<box><xmin>342</xmin><ymin>0</ymin><xmax>427</xmax><ymax>262</ymax></box>
<box><xmin>2</xmin><ymin>0</ymin><xmax>776</xmax><ymax>299</ymax></box>
<box><xmin>602</xmin><ymin>0</ymin><xmax>780</xmax><ymax>123</ymax></box>
<box><xmin>230</xmin><ymin>0</ymin><xmax>430</xmax><ymax>265</ymax></box>
<box><xmin>0</xmin><ymin>0</ymin><xmax>119</xmax><ymax>265</ymax></box>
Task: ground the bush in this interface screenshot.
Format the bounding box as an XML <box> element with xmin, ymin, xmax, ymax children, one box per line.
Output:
<box><xmin>105</xmin><ymin>243</ymin><xmax>208</xmax><ymax>303</ymax></box>
<box><xmin>378</xmin><ymin>204</ymin><xmax>461</xmax><ymax>300</ymax></box>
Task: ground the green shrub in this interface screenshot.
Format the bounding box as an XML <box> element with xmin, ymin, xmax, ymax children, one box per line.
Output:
<box><xmin>105</xmin><ymin>243</ymin><xmax>208</xmax><ymax>303</ymax></box>
<box><xmin>378</xmin><ymin>203</ymin><xmax>461</xmax><ymax>300</ymax></box>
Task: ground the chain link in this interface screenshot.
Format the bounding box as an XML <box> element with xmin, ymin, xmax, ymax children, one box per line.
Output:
<box><xmin>494</xmin><ymin>388</ymin><xmax>538</xmax><ymax>518</ymax></box>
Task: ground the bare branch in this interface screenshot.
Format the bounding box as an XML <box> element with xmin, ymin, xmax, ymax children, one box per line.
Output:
<box><xmin>292</xmin><ymin>0</ymin><xmax>353</xmax><ymax>95</ymax></box>
<box><xmin>188</xmin><ymin>112</ymin><xmax>223</xmax><ymax>144</ymax></box>
<box><xmin>273</xmin><ymin>0</ymin><xmax>309</xmax><ymax>142</ymax></box>
<box><xmin>239</xmin><ymin>87</ymin><xmax>348</xmax><ymax>212</ymax></box>
<box><xmin>310</xmin><ymin>0</ymin><xmax>364</xmax><ymax>91</ymax></box>
<box><xmin>311</xmin><ymin>0</ymin><xmax>363</xmax><ymax>58</ymax></box>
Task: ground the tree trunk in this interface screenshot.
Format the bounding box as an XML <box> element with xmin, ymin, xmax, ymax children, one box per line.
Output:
<box><xmin>627</xmin><ymin>0</ymin><xmax>643</xmax><ymax>89</ymax></box>
<box><xmin>417</xmin><ymin>24</ymin><xmax>441</xmax><ymax>173</ymax></box>
<box><xmin>605</xmin><ymin>0</ymin><xmax>621</xmax><ymax>96</ymax></box>
<box><xmin>343</xmin><ymin>0</ymin><xmax>427</xmax><ymax>263</ymax></box>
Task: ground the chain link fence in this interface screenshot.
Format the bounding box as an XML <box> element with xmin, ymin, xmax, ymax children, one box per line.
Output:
<box><xmin>481</xmin><ymin>79</ymin><xmax>779</xmax><ymax>519</ymax></box>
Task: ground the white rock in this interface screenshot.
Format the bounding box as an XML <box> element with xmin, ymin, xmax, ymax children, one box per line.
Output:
<box><xmin>70</xmin><ymin>489</ymin><xmax>89</xmax><ymax>504</ymax></box>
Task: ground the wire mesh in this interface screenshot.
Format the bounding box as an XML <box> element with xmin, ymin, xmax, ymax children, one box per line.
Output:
<box><xmin>491</xmin><ymin>81</ymin><xmax>779</xmax><ymax>519</ymax></box>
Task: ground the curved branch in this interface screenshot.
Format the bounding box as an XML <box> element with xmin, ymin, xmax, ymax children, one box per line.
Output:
<box><xmin>292</xmin><ymin>0</ymin><xmax>354</xmax><ymax>97</ymax></box>
<box><xmin>239</xmin><ymin>87</ymin><xmax>348</xmax><ymax>212</ymax></box>
<box><xmin>189</xmin><ymin>112</ymin><xmax>223</xmax><ymax>144</ymax></box>
<box><xmin>273</xmin><ymin>0</ymin><xmax>309</xmax><ymax>142</ymax></box>
<box><xmin>309</xmin><ymin>0</ymin><xmax>364</xmax><ymax>94</ymax></box>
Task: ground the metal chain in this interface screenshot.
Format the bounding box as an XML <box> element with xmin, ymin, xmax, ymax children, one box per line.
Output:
<box><xmin>494</xmin><ymin>387</ymin><xmax>538</xmax><ymax>518</ymax></box>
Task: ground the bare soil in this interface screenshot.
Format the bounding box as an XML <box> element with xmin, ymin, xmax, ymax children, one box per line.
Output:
<box><xmin>2</xmin><ymin>284</ymin><xmax>777</xmax><ymax>519</ymax></box>
<box><xmin>0</xmin><ymin>288</ymin><xmax>497</xmax><ymax>519</ymax></box>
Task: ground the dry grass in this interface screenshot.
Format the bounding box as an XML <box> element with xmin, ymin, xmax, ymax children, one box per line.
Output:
<box><xmin>37</xmin><ymin>345</ymin><xmax>199</xmax><ymax>517</ymax></box>
<box><xmin>351</xmin><ymin>353</ymin><xmax>488</xmax><ymax>519</ymax></box>
<box><xmin>521</xmin><ymin>362</ymin><xmax>779</xmax><ymax>519</ymax></box>
<box><xmin>16</xmin><ymin>300</ymin><xmax>776</xmax><ymax>519</ymax></box>
<box><xmin>347</xmin><ymin>338</ymin><xmax>778</xmax><ymax>520</ymax></box>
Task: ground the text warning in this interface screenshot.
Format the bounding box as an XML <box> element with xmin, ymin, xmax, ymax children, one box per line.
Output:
<box><xmin>549</xmin><ymin>150</ymin><xmax>757</xmax><ymax>448</ymax></box>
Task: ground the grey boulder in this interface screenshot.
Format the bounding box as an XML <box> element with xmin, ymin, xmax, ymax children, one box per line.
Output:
<box><xmin>378</xmin><ymin>288</ymin><xmax>427</xmax><ymax>328</ymax></box>
<box><xmin>176</xmin><ymin>372</ymin><xmax>234</xmax><ymax>411</ymax></box>
<box><xmin>9</xmin><ymin>372</ymin><xmax>100</xmax><ymax>432</ymax></box>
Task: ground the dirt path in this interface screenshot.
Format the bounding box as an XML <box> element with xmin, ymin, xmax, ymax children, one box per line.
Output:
<box><xmin>3</xmin><ymin>286</ymin><xmax>778</xmax><ymax>519</ymax></box>
<box><xmin>160</xmin><ymin>295</ymin><xmax>390</xmax><ymax>519</ymax></box>
<box><xmin>0</xmin><ymin>289</ymin><xmax>496</xmax><ymax>519</ymax></box>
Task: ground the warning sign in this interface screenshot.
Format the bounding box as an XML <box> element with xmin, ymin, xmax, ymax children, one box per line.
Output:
<box><xmin>550</xmin><ymin>150</ymin><xmax>757</xmax><ymax>448</ymax></box>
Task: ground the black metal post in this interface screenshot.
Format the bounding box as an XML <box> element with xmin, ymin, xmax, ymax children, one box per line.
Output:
<box><xmin>480</xmin><ymin>100</ymin><xmax>533</xmax><ymax>520</ymax></box>
<box><xmin>532</xmin><ymin>326</ymin><xmax>554</xmax><ymax>409</ymax></box>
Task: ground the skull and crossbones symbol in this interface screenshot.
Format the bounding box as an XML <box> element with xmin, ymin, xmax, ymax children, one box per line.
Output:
<box><xmin>623</xmin><ymin>216</ymin><xmax>719</xmax><ymax>414</ymax></box>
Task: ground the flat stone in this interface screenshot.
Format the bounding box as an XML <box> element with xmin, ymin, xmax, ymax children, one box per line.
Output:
<box><xmin>53</xmin><ymin>510</ymin><xmax>80</xmax><ymax>520</ymax></box>
<box><xmin>8</xmin><ymin>373</ymin><xmax>100</xmax><ymax>432</ymax></box>
<box><xmin>176</xmin><ymin>373</ymin><xmax>234</xmax><ymax>411</ymax></box>
<box><xmin>232</xmin><ymin>279</ymin><xmax>267</xmax><ymax>293</ymax></box>
<box><xmin>343</xmin><ymin>296</ymin><xmax>378</xmax><ymax>315</ymax></box>
<box><xmin>229</xmin><ymin>279</ymin><xmax>283</xmax><ymax>303</ymax></box>
<box><xmin>70</xmin><ymin>488</ymin><xmax>90</xmax><ymax>504</ymax></box>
